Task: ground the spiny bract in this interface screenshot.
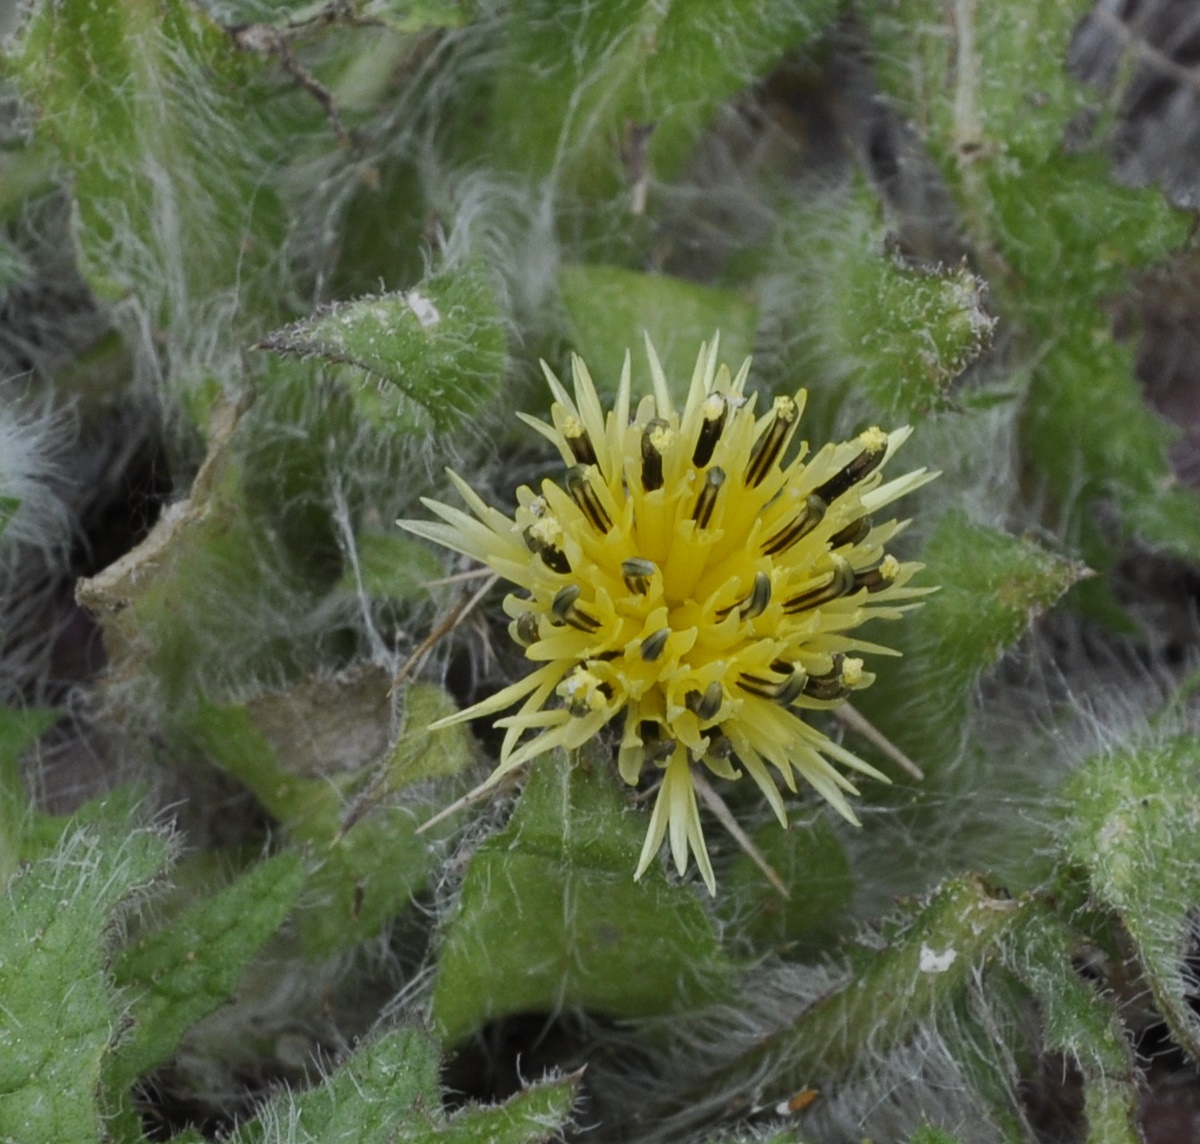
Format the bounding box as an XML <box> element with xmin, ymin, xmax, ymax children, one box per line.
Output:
<box><xmin>401</xmin><ymin>337</ymin><xmax>935</xmax><ymax>892</ymax></box>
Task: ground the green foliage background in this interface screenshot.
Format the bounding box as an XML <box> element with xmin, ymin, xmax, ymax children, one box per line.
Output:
<box><xmin>0</xmin><ymin>1</ymin><xmax>1198</xmax><ymax>1142</ymax></box>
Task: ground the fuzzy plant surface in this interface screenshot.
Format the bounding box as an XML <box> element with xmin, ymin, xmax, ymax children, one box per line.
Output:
<box><xmin>1</xmin><ymin>1</ymin><xmax>1200</xmax><ymax>1143</ymax></box>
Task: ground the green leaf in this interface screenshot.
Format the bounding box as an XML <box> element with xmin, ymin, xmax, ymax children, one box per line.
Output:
<box><xmin>361</xmin><ymin>0</ymin><xmax>466</xmax><ymax>32</ymax></box>
<box><xmin>0</xmin><ymin>493</ymin><xmax>21</xmax><ymax>540</ymax></box>
<box><xmin>338</xmin><ymin>532</ymin><xmax>445</xmax><ymax>601</ymax></box>
<box><xmin>559</xmin><ymin>264</ymin><xmax>758</xmax><ymax>398</ymax></box>
<box><xmin>227</xmin><ymin>1025</ymin><xmax>441</xmax><ymax>1143</ymax></box>
<box><xmin>767</xmin><ymin>187</ymin><xmax>995</xmax><ymax>419</ymax></box>
<box><xmin>864</xmin><ymin>0</ymin><xmax>1200</xmax><ymax>558</ymax></box>
<box><xmin>649</xmin><ymin>876</ymin><xmax>1021</xmax><ymax>1137</ymax></box>
<box><xmin>186</xmin><ymin>678</ymin><xmax>464</xmax><ymax>958</ymax></box>
<box><xmin>1006</xmin><ymin>905</ymin><xmax>1141</xmax><ymax>1143</ymax></box>
<box><xmin>227</xmin><ymin>1024</ymin><xmax>579</xmax><ymax>1144</ymax></box>
<box><xmin>431</xmin><ymin>748</ymin><xmax>728</xmax><ymax>1045</ymax></box>
<box><xmin>256</xmin><ymin>264</ymin><xmax>507</xmax><ymax>431</ymax></box>
<box><xmin>719</xmin><ymin>815</ymin><xmax>854</xmax><ymax>958</ymax></box>
<box><xmin>76</xmin><ymin>401</ymin><xmax>288</xmax><ymax>703</ymax></box>
<box><xmin>4</xmin><ymin>0</ymin><xmax>291</xmax><ymax>350</ymax></box>
<box><xmin>0</xmin><ymin>807</ymin><xmax>171</xmax><ymax>1144</ymax></box>
<box><xmin>489</xmin><ymin>0</ymin><xmax>840</xmax><ymax>190</ymax></box>
<box><xmin>1064</xmin><ymin>733</ymin><xmax>1200</xmax><ymax>1065</ymax></box>
<box><xmin>434</xmin><ymin>1076</ymin><xmax>579</xmax><ymax>1144</ymax></box>
<box><xmin>908</xmin><ymin>1128</ymin><xmax>966</xmax><ymax>1144</ymax></box>
<box><xmin>106</xmin><ymin>852</ymin><xmax>306</xmax><ymax>1092</ymax></box>
<box><xmin>0</xmin><ymin>705</ymin><xmax>60</xmax><ymax>883</ymax></box>
<box><xmin>856</xmin><ymin>510</ymin><xmax>1089</xmax><ymax>769</ymax></box>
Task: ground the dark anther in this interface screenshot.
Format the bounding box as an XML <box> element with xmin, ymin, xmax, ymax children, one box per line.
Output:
<box><xmin>853</xmin><ymin>558</ymin><xmax>897</xmax><ymax>593</ymax></box>
<box><xmin>563</xmin><ymin>419</ymin><xmax>598</xmax><ymax>467</ymax></box>
<box><xmin>801</xmin><ymin>654</ymin><xmax>849</xmax><ymax>701</ymax></box>
<box><xmin>691</xmin><ymin>466</ymin><xmax>725</xmax><ymax>529</ymax></box>
<box><xmin>717</xmin><ymin>571</ymin><xmax>774</xmax><ymax>621</ymax></box>
<box><xmin>706</xmin><ymin>733</ymin><xmax>734</xmax><ymax>761</ymax></box>
<box><xmin>641</xmin><ymin>418</ymin><xmax>671</xmax><ymax>492</ymax></box>
<box><xmin>639</xmin><ymin>720</ymin><xmax>677</xmax><ymax>763</ymax></box>
<box><xmin>685</xmin><ymin>681</ymin><xmax>724</xmax><ymax>721</ymax></box>
<box><xmin>692</xmin><ymin>393</ymin><xmax>728</xmax><ymax>467</ymax></box>
<box><xmin>762</xmin><ymin>494</ymin><xmax>826</xmax><ymax>556</ymax></box>
<box><xmin>622</xmin><ymin>557</ymin><xmax>656</xmax><ymax>595</ymax></box>
<box><xmin>742</xmin><ymin>571</ymin><xmax>772</xmax><ymax>618</ymax></box>
<box><xmin>539</xmin><ymin>545</ymin><xmax>571</xmax><ymax>574</ymax></box>
<box><xmin>566</xmin><ymin>465</ymin><xmax>612</xmax><ymax>532</ymax></box>
<box><xmin>782</xmin><ymin>558</ymin><xmax>855</xmax><ymax>614</ymax></box>
<box><xmin>829</xmin><ymin>515</ymin><xmax>872</xmax><ymax>549</ymax></box>
<box><xmin>513</xmin><ymin>612</ymin><xmax>539</xmax><ymax>646</ymax></box>
<box><xmin>813</xmin><ymin>432</ymin><xmax>887</xmax><ymax>502</ymax></box>
<box><xmin>639</xmin><ymin>628</ymin><xmax>670</xmax><ymax>662</ymax></box>
<box><xmin>744</xmin><ymin>396</ymin><xmax>798</xmax><ymax>487</ymax></box>
<box><xmin>565</xmin><ymin>676</ymin><xmax>614</xmax><ymax>716</ymax></box>
<box><xmin>552</xmin><ymin>584</ymin><xmax>600</xmax><ymax>632</ymax></box>
<box><xmin>523</xmin><ymin>525</ymin><xmax>571</xmax><ymax>574</ymax></box>
<box><xmin>738</xmin><ymin>662</ymin><xmax>807</xmax><ymax>704</ymax></box>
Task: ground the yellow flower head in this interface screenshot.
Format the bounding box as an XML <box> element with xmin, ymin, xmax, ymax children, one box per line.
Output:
<box><xmin>401</xmin><ymin>338</ymin><xmax>935</xmax><ymax>893</ymax></box>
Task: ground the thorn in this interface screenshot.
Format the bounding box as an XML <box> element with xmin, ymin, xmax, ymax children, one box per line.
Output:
<box><xmin>834</xmin><ymin>703</ymin><xmax>925</xmax><ymax>780</ymax></box>
<box><xmin>415</xmin><ymin>771</ymin><xmax>512</xmax><ymax>835</ymax></box>
<box><xmin>691</xmin><ymin>768</ymin><xmax>790</xmax><ymax>899</ymax></box>
<box><xmin>389</xmin><ymin>572</ymin><xmax>499</xmax><ymax>696</ymax></box>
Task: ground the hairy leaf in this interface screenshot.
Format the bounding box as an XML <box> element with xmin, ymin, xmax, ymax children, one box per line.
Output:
<box><xmin>865</xmin><ymin>0</ymin><xmax>1200</xmax><ymax>560</ymax></box>
<box><xmin>106</xmin><ymin>852</ymin><xmax>306</xmax><ymax>1092</ymax></box>
<box><xmin>227</xmin><ymin>1024</ymin><xmax>578</xmax><ymax>1144</ymax></box>
<box><xmin>187</xmin><ymin>678</ymin><xmax>466</xmax><ymax>957</ymax></box>
<box><xmin>431</xmin><ymin>747</ymin><xmax>728</xmax><ymax>1045</ymax></box>
<box><xmin>0</xmin><ymin>808</ymin><xmax>171</xmax><ymax>1143</ymax></box>
<box><xmin>650</xmin><ymin>876</ymin><xmax>1021</xmax><ymax>1138</ymax></box>
<box><xmin>559</xmin><ymin>264</ymin><xmax>758</xmax><ymax>397</ymax></box>
<box><xmin>0</xmin><ymin>705</ymin><xmax>59</xmax><ymax>883</ymax></box>
<box><xmin>857</xmin><ymin>510</ymin><xmax>1090</xmax><ymax>770</ymax></box>
<box><xmin>1064</xmin><ymin>732</ymin><xmax>1200</xmax><ymax>1065</ymax></box>
<box><xmin>5</xmin><ymin>0</ymin><xmax>292</xmax><ymax>354</ymax></box>
<box><xmin>489</xmin><ymin>0</ymin><xmax>840</xmax><ymax>191</ymax></box>
<box><xmin>1006</xmin><ymin>905</ymin><xmax>1141</xmax><ymax>1143</ymax></box>
<box><xmin>257</xmin><ymin>264</ymin><xmax>506</xmax><ymax>431</ymax></box>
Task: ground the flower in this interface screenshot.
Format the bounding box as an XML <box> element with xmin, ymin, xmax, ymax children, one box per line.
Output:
<box><xmin>401</xmin><ymin>337</ymin><xmax>935</xmax><ymax>893</ymax></box>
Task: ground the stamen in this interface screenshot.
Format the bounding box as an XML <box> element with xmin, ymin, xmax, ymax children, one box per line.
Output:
<box><xmin>639</xmin><ymin>628</ymin><xmax>671</xmax><ymax>662</ymax></box>
<box><xmin>551</xmin><ymin>584</ymin><xmax>600</xmax><ymax>632</ymax></box>
<box><xmin>829</xmin><ymin>515</ymin><xmax>872</xmax><ymax>549</ymax></box>
<box><xmin>782</xmin><ymin>556</ymin><xmax>855</xmax><ymax>614</ymax></box>
<box><xmin>706</xmin><ymin>733</ymin><xmax>734</xmax><ymax>760</ymax></box>
<box><xmin>801</xmin><ymin>654</ymin><xmax>852</xmax><ymax>701</ymax></box>
<box><xmin>717</xmin><ymin>571</ymin><xmax>773</xmax><ymax>621</ymax></box>
<box><xmin>523</xmin><ymin>514</ymin><xmax>571</xmax><ymax>573</ymax></box>
<box><xmin>562</xmin><ymin>415</ymin><xmax>597</xmax><ymax>466</ymax></box>
<box><xmin>566</xmin><ymin>465</ymin><xmax>612</xmax><ymax>532</ymax></box>
<box><xmin>813</xmin><ymin>427</ymin><xmax>888</xmax><ymax>502</ymax></box>
<box><xmin>692</xmin><ymin>393</ymin><xmax>728</xmax><ymax>467</ymax></box>
<box><xmin>685</xmin><ymin>681</ymin><xmax>724</xmax><ymax>721</ymax></box>
<box><xmin>558</xmin><ymin>668</ymin><xmax>613</xmax><ymax>715</ymax></box>
<box><xmin>742</xmin><ymin>571</ymin><xmax>772</xmax><ymax>618</ymax></box>
<box><xmin>738</xmin><ymin>662</ymin><xmax>807</xmax><ymax>704</ymax></box>
<box><xmin>513</xmin><ymin>612</ymin><xmax>539</xmax><ymax>646</ymax></box>
<box><xmin>538</xmin><ymin>546</ymin><xmax>571</xmax><ymax>574</ymax></box>
<box><xmin>691</xmin><ymin>466</ymin><xmax>725</xmax><ymax>528</ymax></box>
<box><xmin>638</xmin><ymin>720</ymin><xmax>677</xmax><ymax>763</ymax></box>
<box><xmin>761</xmin><ymin>494</ymin><xmax>826</xmax><ymax>556</ymax></box>
<box><xmin>640</xmin><ymin>418</ymin><xmax>672</xmax><ymax>491</ymax></box>
<box><xmin>621</xmin><ymin>557</ymin><xmax>656</xmax><ymax>595</ymax></box>
<box><xmin>853</xmin><ymin>553</ymin><xmax>901</xmax><ymax>593</ymax></box>
<box><xmin>744</xmin><ymin>395</ymin><xmax>798</xmax><ymax>487</ymax></box>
